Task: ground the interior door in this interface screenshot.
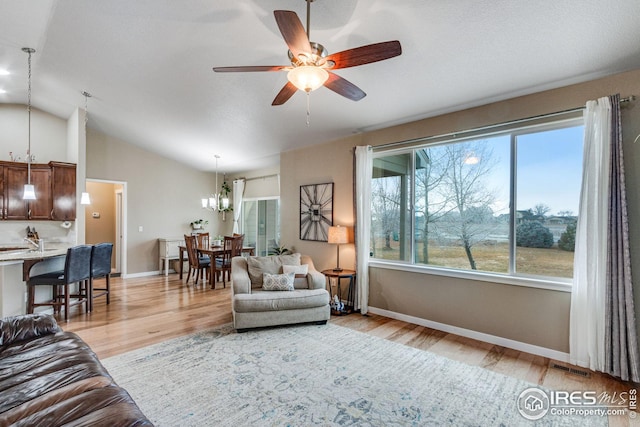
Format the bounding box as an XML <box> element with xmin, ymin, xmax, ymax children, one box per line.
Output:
<box><xmin>115</xmin><ymin>188</ymin><xmax>123</xmax><ymax>274</ymax></box>
<box><xmin>85</xmin><ymin>180</ymin><xmax>125</xmax><ymax>275</ymax></box>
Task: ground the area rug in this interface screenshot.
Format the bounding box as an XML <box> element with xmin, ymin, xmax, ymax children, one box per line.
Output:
<box><xmin>102</xmin><ymin>323</ymin><xmax>606</xmax><ymax>426</ymax></box>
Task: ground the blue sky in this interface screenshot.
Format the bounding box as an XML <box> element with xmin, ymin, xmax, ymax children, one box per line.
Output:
<box><xmin>483</xmin><ymin>125</ymin><xmax>584</xmax><ymax>217</ymax></box>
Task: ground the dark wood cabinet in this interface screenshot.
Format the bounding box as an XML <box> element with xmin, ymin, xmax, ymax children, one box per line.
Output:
<box><xmin>29</xmin><ymin>165</ymin><xmax>52</xmax><ymax>220</ymax></box>
<box><xmin>50</xmin><ymin>161</ymin><xmax>76</xmax><ymax>221</ymax></box>
<box><xmin>0</xmin><ymin>160</ymin><xmax>76</xmax><ymax>221</ymax></box>
<box><xmin>2</xmin><ymin>164</ymin><xmax>28</xmax><ymax>219</ymax></box>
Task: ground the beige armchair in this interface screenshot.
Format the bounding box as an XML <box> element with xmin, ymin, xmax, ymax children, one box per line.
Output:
<box><xmin>231</xmin><ymin>253</ymin><xmax>330</xmax><ymax>331</ymax></box>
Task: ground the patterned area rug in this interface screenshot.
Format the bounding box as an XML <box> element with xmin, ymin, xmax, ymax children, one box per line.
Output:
<box><xmin>102</xmin><ymin>323</ymin><xmax>606</xmax><ymax>426</ymax></box>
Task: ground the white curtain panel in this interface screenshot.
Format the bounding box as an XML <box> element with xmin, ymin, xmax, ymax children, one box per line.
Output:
<box><xmin>232</xmin><ymin>179</ymin><xmax>245</xmax><ymax>234</ymax></box>
<box><xmin>355</xmin><ymin>146</ymin><xmax>373</xmax><ymax>314</ymax></box>
<box><xmin>570</xmin><ymin>97</ymin><xmax>611</xmax><ymax>371</ymax></box>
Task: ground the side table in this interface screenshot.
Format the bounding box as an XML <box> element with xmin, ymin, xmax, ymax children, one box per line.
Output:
<box><xmin>321</xmin><ymin>269</ymin><xmax>356</xmax><ymax>315</ymax></box>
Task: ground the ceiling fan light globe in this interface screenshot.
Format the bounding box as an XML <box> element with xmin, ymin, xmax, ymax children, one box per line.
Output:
<box><xmin>287</xmin><ymin>66</ymin><xmax>328</xmax><ymax>92</ymax></box>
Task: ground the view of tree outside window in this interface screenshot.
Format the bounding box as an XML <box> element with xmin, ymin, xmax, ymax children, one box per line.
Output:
<box><xmin>370</xmin><ymin>119</ymin><xmax>583</xmax><ymax>280</ymax></box>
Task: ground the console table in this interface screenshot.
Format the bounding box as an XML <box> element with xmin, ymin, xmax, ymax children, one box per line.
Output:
<box><xmin>158</xmin><ymin>238</ymin><xmax>185</xmax><ymax>276</ymax></box>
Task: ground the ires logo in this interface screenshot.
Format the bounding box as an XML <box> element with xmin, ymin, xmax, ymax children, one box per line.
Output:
<box><xmin>550</xmin><ymin>391</ymin><xmax>598</xmax><ymax>406</ymax></box>
<box><xmin>517</xmin><ymin>388</ymin><xmax>637</xmax><ymax>421</ymax></box>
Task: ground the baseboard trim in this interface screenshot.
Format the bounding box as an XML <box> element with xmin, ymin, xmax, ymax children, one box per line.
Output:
<box><xmin>367</xmin><ymin>306</ymin><xmax>570</xmax><ymax>363</ymax></box>
<box><xmin>123</xmin><ymin>270</ymin><xmax>168</xmax><ymax>279</ymax></box>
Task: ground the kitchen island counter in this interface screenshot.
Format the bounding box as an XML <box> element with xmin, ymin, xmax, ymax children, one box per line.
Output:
<box><xmin>0</xmin><ymin>245</ymin><xmax>69</xmax><ymax>318</ymax></box>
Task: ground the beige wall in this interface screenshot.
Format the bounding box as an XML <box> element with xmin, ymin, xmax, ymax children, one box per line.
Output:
<box><xmin>281</xmin><ymin>68</ymin><xmax>640</xmax><ymax>353</ymax></box>
<box><xmin>86</xmin><ymin>128</ymin><xmax>223</xmax><ymax>275</ymax></box>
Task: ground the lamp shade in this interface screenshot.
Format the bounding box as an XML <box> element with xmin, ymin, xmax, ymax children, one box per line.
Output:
<box><xmin>328</xmin><ymin>225</ymin><xmax>348</xmax><ymax>245</ymax></box>
<box><xmin>287</xmin><ymin>66</ymin><xmax>329</xmax><ymax>92</ymax></box>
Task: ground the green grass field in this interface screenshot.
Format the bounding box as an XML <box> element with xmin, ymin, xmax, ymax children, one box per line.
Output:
<box><xmin>372</xmin><ymin>240</ymin><xmax>574</xmax><ymax>278</ymax></box>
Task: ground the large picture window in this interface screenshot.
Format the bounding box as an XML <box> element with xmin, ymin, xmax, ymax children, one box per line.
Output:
<box><xmin>371</xmin><ymin>117</ymin><xmax>583</xmax><ymax>283</ymax></box>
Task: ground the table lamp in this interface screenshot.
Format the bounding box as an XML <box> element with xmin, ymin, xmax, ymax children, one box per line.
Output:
<box><xmin>328</xmin><ymin>225</ymin><xmax>349</xmax><ymax>272</ymax></box>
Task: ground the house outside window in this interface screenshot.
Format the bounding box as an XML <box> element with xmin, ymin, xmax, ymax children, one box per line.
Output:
<box><xmin>371</xmin><ymin>116</ymin><xmax>584</xmax><ymax>285</ymax></box>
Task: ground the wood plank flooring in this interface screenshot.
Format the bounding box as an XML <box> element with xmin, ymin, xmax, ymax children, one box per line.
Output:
<box><xmin>61</xmin><ymin>274</ymin><xmax>637</xmax><ymax>426</ymax></box>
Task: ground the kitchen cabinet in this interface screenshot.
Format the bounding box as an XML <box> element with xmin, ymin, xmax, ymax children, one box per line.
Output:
<box><xmin>29</xmin><ymin>165</ymin><xmax>52</xmax><ymax>220</ymax></box>
<box><xmin>50</xmin><ymin>162</ymin><xmax>76</xmax><ymax>221</ymax></box>
<box><xmin>2</xmin><ymin>163</ymin><xmax>28</xmax><ymax>219</ymax></box>
<box><xmin>0</xmin><ymin>161</ymin><xmax>76</xmax><ymax>221</ymax></box>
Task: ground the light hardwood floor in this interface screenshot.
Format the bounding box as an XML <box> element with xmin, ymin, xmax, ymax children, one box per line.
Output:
<box><xmin>61</xmin><ymin>274</ymin><xmax>638</xmax><ymax>426</ymax></box>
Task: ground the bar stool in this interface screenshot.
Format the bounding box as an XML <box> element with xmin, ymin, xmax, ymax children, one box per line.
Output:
<box><xmin>90</xmin><ymin>242</ymin><xmax>113</xmax><ymax>311</ymax></box>
<box><xmin>27</xmin><ymin>245</ymin><xmax>92</xmax><ymax>321</ymax></box>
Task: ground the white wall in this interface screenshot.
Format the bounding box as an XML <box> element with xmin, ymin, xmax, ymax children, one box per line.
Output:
<box><xmin>0</xmin><ymin>104</ymin><xmax>68</xmax><ymax>164</ymax></box>
<box><xmin>0</xmin><ymin>104</ymin><xmax>81</xmax><ymax>244</ymax></box>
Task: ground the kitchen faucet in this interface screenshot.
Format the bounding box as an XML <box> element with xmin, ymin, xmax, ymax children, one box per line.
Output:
<box><xmin>23</xmin><ymin>237</ymin><xmax>40</xmax><ymax>249</ymax></box>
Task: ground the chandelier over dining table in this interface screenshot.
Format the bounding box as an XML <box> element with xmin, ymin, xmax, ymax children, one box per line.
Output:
<box><xmin>202</xmin><ymin>154</ymin><xmax>229</xmax><ymax>211</ymax></box>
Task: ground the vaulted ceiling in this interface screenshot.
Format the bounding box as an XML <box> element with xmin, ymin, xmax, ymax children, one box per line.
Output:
<box><xmin>2</xmin><ymin>0</ymin><xmax>640</xmax><ymax>173</ymax></box>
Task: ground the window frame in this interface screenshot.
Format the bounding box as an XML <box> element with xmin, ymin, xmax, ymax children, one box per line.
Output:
<box><xmin>240</xmin><ymin>196</ymin><xmax>281</xmax><ymax>256</ymax></box>
<box><xmin>370</xmin><ymin>114</ymin><xmax>584</xmax><ymax>293</ymax></box>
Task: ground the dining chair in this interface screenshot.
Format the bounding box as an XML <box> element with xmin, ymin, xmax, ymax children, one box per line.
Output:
<box><xmin>27</xmin><ymin>245</ymin><xmax>92</xmax><ymax>321</ymax></box>
<box><xmin>90</xmin><ymin>242</ymin><xmax>113</xmax><ymax>311</ymax></box>
<box><xmin>212</xmin><ymin>234</ymin><xmax>243</xmax><ymax>289</ymax></box>
<box><xmin>196</xmin><ymin>232</ymin><xmax>210</xmax><ymax>248</ymax></box>
<box><xmin>184</xmin><ymin>234</ymin><xmax>210</xmax><ymax>285</ymax></box>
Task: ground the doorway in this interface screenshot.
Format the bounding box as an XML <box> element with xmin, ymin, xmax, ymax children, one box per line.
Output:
<box><xmin>84</xmin><ymin>180</ymin><xmax>127</xmax><ymax>275</ymax></box>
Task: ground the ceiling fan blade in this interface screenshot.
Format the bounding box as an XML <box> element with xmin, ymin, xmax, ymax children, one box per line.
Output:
<box><xmin>213</xmin><ymin>66</ymin><xmax>287</xmax><ymax>72</ymax></box>
<box><xmin>325</xmin><ymin>41</ymin><xmax>402</xmax><ymax>69</ymax></box>
<box><xmin>274</xmin><ymin>10</ymin><xmax>311</xmax><ymax>59</ymax></box>
<box><xmin>272</xmin><ymin>81</ymin><xmax>298</xmax><ymax>106</ymax></box>
<box><xmin>324</xmin><ymin>72</ymin><xmax>366</xmax><ymax>101</ymax></box>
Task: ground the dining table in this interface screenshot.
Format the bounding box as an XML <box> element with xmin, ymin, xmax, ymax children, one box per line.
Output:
<box><xmin>177</xmin><ymin>245</ymin><xmax>255</xmax><ymax>280</ymax></box>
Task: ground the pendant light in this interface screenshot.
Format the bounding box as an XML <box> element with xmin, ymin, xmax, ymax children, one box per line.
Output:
<box><xmin>80</xmin><ymin>91</ymin><xmax>92</xmax><ymax>205</ymax></box>
<box><xmin>22</xmin><ymin>47</ymin><xmax>36</xmax><ymax>200</ymax></box>
<box><xmin>202</xmin><ymin>155</ymin><xmax>220</xmax><ymax>210</ymax></box>
<box><xmin>220</xmin><ymin>173</ymin><xmax>229</xmax><ymax>210</ymax></box>
<box><xmin>214</xmin><ymin>155</ymin><xmax>220</xmax><ymax>210</ymax></box>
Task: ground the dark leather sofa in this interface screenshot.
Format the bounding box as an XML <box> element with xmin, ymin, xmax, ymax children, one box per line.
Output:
<box><xmin>0</xmin><ymin>314</ymin><xmax>153</xmax><ymax>426</ymax></box>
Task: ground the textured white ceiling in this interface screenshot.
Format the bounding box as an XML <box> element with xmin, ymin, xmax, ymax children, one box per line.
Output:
<box><xmin>1</xmin><ymin>0</ymin><xmax>640</xmax><ymax>173</ymax></box>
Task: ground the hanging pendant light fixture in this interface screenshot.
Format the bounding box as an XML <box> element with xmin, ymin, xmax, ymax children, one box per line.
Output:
<box><xmin>220</xmin><ymin>173</ymin><xmax>230</xmax><ymax>210</ymax></box>
<box><xmin>202</xmin><ymin>155</ymin><xmax>221</xmax><ymax>210</ymax></box>
<box><xmin>214</xmin><ymin>155</ymin><xmax>220</xmax><ymax>210</ymax></box>
<box><xmin>22</xmin><ymin>47</ymin><xmax>36</xmax><ymax>200</ymax></box>
<box><xmin>80</xmin><ymin>91</ymin><xmax>92</xmax><ymax>205</ymax></box>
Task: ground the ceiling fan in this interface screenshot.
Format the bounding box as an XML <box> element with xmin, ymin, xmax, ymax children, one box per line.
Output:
<box><xmin>213</xmin><ymin>0</ymin><xmax>402</xmax><ymax>106</ymax></box>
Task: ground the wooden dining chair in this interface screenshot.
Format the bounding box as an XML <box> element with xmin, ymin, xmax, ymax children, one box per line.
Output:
<box><xmin>212</xmin><ymin>235</ymin><xmax>243</xmax><ymax>289</ymax></box>
<box><xmin>184</xmin><ymin>234</ymin><xmax>210</xmax><ymax>285</ymax></box>
<box><xmin>196</xmin><ymin>232</ymin><xmax>209</xmax><ymax>248</ymax></box>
